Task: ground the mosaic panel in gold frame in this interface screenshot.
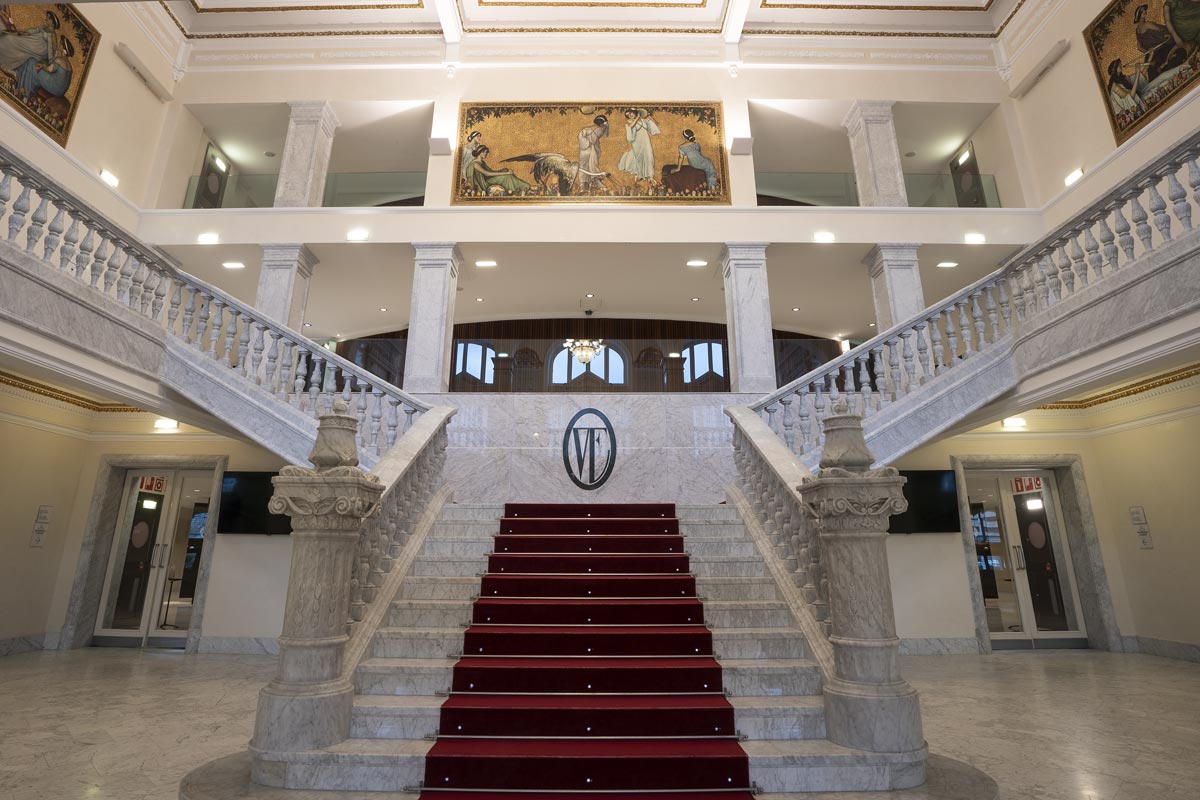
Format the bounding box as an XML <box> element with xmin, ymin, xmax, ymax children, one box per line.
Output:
<box><xmin>453</xmin><ymin>102</ymin><xmax>730</xmax><ymax>204</ymax></box>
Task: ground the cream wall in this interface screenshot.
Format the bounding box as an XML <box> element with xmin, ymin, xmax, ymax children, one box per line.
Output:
<box><xmin>201</xmin><ymin>534</ymin><xmax>292</xmax><ymax>641</ymax></box>
<box><xmin>964</xmin><ymin>104</ymin><xmax>1026</xmax><ymax>208</ymax></box>
<box><xmin>887</xmin><ymin>534</ymin><xmax>978</xmax><ymax>643</ymax></box>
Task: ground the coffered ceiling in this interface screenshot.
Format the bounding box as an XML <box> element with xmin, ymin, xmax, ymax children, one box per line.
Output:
<box><xmin>155</xmin><ymin>0</ymin><xmax>1026</xmax><ymax>40</ymax></box>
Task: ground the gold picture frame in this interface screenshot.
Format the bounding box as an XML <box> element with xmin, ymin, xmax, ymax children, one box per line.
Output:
<box><xmin>1083</xmin><ymin>0</ymin><xmax>1200</xmax><ymax>145</ymax></box>
<box><xmin>452</xmin><ymin>101</ymin><xmax>730</xmax><ymax>204</ymax></box>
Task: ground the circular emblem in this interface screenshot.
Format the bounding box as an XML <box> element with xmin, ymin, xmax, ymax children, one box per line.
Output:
<box><xmin>562</xmin><ymin>408</ymin><xmax>616</xmax><ymax>491</ymax></box>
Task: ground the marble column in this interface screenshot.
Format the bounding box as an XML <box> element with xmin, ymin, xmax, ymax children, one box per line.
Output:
<box><xmin>251</xmin><ymin>401</ymin><xmax>382</xmax><ymax>764</ymax></box>
<box><xmin>273</xmin><ymin>101</ymin><xmax>340</xmax><ymax>208</ymax></box>
<box><xmin>255</xmin><ymin>244</ymin><xmax>318</xmax><ymax>329</ymax></box>
<box><xmin>403</xmin><ymin>242</ymin><xmax>460</xmax><ymax>393</ymax></box>
<box><xmin>722</xmin><ymin>243</ymin><xmax>777</xmax><ymax>395</ymax></box>
<box><xmin>799</xmin><ymin>405</ymin><xmax>923</xmax><ymax>754</ymax></box>
<box><xmin>863</xmin><ymin>243</ymin><xmax>925</xmax><ymax>331</ymax></box>
<box><xmin>842</xmin><ymin>101</ymin><xmax>908</xmax><ymax>207</ymax></box>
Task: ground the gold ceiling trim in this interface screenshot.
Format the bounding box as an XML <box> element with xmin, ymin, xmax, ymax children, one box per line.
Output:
<box><xmin>0</xmin><ymin>372</ymin><xmax>141</xmax><ymax>413</ymax></box>
<box><xmin>161</xmin><ymin>2</ymin><xmax>441</xmax><ymax>38</ymax></box>
<box><xmin>1038</xmin><ymin>365</ymin><xmax>1200</xmax><ymax>411</ymax></box>
<box><xmin>475</xmin><ymin>0</ymin><xmax>706</xmax><ymax>7</ymax></box>
<box><xmin>463</xmin><ymin>24</ymin><xmax>720</xmax><ymax>31</ymax></box>
<box><xmin>186</xmin><ymin>0</ymin><xmax>425</xmax><ymax>12</ymax></box>
<box><xmin>745</xmin><ymin>0</ymin><xmax>1024</xmax><ymax>38</ymax></box>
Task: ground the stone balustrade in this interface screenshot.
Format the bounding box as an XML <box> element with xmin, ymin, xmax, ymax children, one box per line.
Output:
<box><xmin>753</xmin><ymin>128</ymin><xmax>1200</xmax><ymax>466</ymax></box>
<box><xmin>0</xmin><ymin>143</ymin><xmax>430</xmax><ymax>469</ymax></box>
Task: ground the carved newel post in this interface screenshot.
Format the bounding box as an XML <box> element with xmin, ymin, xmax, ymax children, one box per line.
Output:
<box><xmin>251</xmin><ymin>401</ymin><xmax>383</xmax><ymax>767</ymax></box>
<box><xmin>798</xmin><ymin>403</ymin><xmax>924</xmax><ymax>757</ymax></box>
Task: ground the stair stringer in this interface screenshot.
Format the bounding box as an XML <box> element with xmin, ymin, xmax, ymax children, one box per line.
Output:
<box><xmin>727</xmin><ymin>486</ymin><xmax>929</xmax><ymax>792</ymax></box>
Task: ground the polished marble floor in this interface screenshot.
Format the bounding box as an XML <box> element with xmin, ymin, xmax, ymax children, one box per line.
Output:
<box><xmin>0</xmin><ymin>648</ymin><xmax>1197</xmax><ymax>800</ymax></box>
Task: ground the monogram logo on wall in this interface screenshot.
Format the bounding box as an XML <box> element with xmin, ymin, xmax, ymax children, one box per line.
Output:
<box><xmin>562</xmin><ymin>408</ymin><xmax>616</xmax><ymax>491</ymax></box>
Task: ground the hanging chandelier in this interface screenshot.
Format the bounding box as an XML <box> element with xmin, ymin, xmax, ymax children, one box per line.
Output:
<box><xmin>563</xmin><ymin>338</ymin><xmax>605</xmax><ymax>364</ymax></box>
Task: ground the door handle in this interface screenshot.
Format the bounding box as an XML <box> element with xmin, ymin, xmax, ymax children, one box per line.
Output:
<box><xmin>150</xmin><ymin>543</ymin><xmax>162</xmax><ymax>568</ymax></box>
<box><xmin>1012</xmin><ymin>545</ymin><xmax>1026</xmax><ymax>571</ymax></box>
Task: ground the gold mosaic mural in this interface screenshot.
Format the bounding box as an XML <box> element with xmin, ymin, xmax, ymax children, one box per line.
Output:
<box><xmin>453</xmin><ymin>102</ymin><xmax>730</xmax><ymax>204</ymax></box>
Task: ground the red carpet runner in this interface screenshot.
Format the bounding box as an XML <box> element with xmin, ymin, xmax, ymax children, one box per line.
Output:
<box><xmin>420</xmin><ymin>503</ymin><xmax>754</xmax><ymax>800</ymax></box>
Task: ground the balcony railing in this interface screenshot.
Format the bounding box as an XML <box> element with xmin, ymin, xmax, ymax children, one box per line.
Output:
<box><xmin>756</xmin><ymin>172</ymin><xmax>1001</xmax><ymax>208</ymax></box>
<box><xmin>182</xmin><ymin>172</ymin><xmax>426</xmax><ymax>209</ymax></box>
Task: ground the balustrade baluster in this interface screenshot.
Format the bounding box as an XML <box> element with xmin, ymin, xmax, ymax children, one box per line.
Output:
<box><xmin>970</xmin><ymin>292</ymin><xmax>987</xmax><ymax>347</ymax></box>
<box><xmin>102</xmin><ymin>242</ymin><xmax>123</xmax><ymax>295</ymax></box>
<box><xmin>1130</xmin><ymin>193</ymin><xmax>1154</xmax><ymax>252</ymax></box>
<box><xmin>264</xmin><ymin>330</ymin><xmax>281</xmax><ymax>391</ymax></box>
<box><xmin>404</xmin><ymin>406</ymin><xmax>416</xmax><ymax>433</ymax></box>
<box><xmin>224</xmin><ymin>309</ymin><xmax>241</xmax><ymax>368</ymax></box>
<box><xmin>1008</xmin><ymin>272</ymin><xmax>1026</xmax><ymax>322</ymax></box>
<box><xmin>131</xmin><ymin>259</ymin><xmax>151</xmax><ymax>313</ymax></box>
<box><xmin>118</xmin><ymin>250</ymin><xmax>138</xmax><ymax>304</ymax></box>
<box><xmin>150</xmin><ymin>271</ymin><xmax>168</xmax><ymax>320</ymax></box>
<box><xmin>294</xmin><ymin>350</ymin><xmax>310</xmax><ymax>408</ymax></box>
<box><xmin>321</xmin><ymin>363</ymin><xmax>337</xmax><ymax>415</ymax></box>
<box><xmin>43</xmin><ymin>202</ymin><xmax>64</xmax><ymax>262</ymax></box>
<box><xmin>996</xmin><ymin>280</ymin><xmax>1012</xmax><ymax>333</ymax></box>
<box><xmin>1097</xmin><ymin>212</ymin><xmax>1120</xmax><ymax>275</ymax></box>
<box><xmin>8</xmin><ymin>183</ymin><xmax>30</xmax><ymax>242</ymax></box>
<box><xmin>957</xmin><ymin>301</ymin><xmax>974</xmax><ymax>355</ymax></box>
<box><xmin>1069</xmin><ymin>233</ymin><xmax>1089</xmax><ymax>288</ymax></box>
<box><xmin>307</xmin><ymin>355</ymin><xmax>323</xmax><ymax>416</ymax></box>
<box><xmin>856</xmin><ymin>355</ymin><xmax>873</xmax><ymax>416</ymax></box>
<box><xmin>928</xmin><ymin>316</ymin><xmax>946</xmax><ymax>374</ymax></box>
<box><xmin>827</xmin><ymin>366</ymin><xmax>841</xmax><ymax>408</ymax></box>
<box><xmin>1147</xmin><ymin>177</ymin><xmax>1172</xmax><ymax>243</ymax></box>
<box><xmin>194</xmin><ymin>292</ymin><xmax>211</xmax><ymax>350</ymax></box>
<box><xmin>60</xmin><ymin>217</ymin><xmax>79</xmax><ymax>273</ymax></box>
<box><xmin>237</xmin><ymin>316</ymin><xmax>253</xmax><ymax>377</ymax></box>
<box><xmin>796</xmin><ymin>385</ymin><xmax>812</xmax><ymax>453</ymax></box>
<box><xmin>250</xmin><ymin>323</ymin><xmax>266</xmax><ymax>385</ymax></box>
<box><xmin>207</xmin><ymin>300</ymin><xmax>225</xmax><ymax>360</ymax></box>
<box><xmin>1113</xmin><ymin>202</ymin><xmax>1135</xmax><ymax>263</ymax></box>
<box><xmin>1055</xmin><ymin>247</ymin><xmax>1075</xmax><ymax>297</ymax></box>
<box><xmin>354</xmin><ymin>381</ymin><xmax>369</xmax><ymax>453</ymax></box>
<box><xmin>1083</xmin><ymin>226</ymin><xmax>1104</xmax><ymax>282</ymax></box>
<box><xmin>1033</xmin><ymin>252</ymin><xmax>1053</xmax><ymax>306</ymax></box>
<box><xmin>87</xmin><ymin>236</ymin><xmax>106</xmax><ymax>289</ymax></box>
<box><xmin>386</xmin><ymin>397</ymin><xmax>401</xmax><ymax>449</ymax></box>
<box><xmin>0</xmin><ymin>170</ymin><xmax>11</xmax><ymax>230</ymax></box>
<box><xmin>1166</xmin><ymin>170</ymin><xmax>1191</xmax><ymax>231</ymax></box>
<box><xmin>1020</xmin><ymin>264</ymin><xmax>1038</xmax><ymax>315</ymax></box>
<box><xmin>886</xmin><ymin>338</ymin><xmax>903</xmax><ymax>399</ymax></box>
<box><xmin>869</xmin><ymin>345</ymin><xmax>888</xmax><ymax>410</ymax></box>
<box><xmin>81</xmin><ymin>233</ymin><xmax>102</xmax><ymax>288</ymax></box>
<box><xmin>812</xmin><ymin>381</ymin><xmax>827</xmax><ymax>448</ymax></box>
<box><xmin>764</xmin><ymin>404</ymin><xmax>778</xmax><ymax>436</ymax></box>
<box><xmin>942</xmin><ymin>307</ymin><xmax>960</xmax><ymax>362</ymax></box>
<box><xmin>277</xmin><ymin>341</ymin><xmax>294</xmax><ymax>400</ymax></box>
<box><xmin>370</xmin><ymin>387</ymin><xmax>384</xmax><ymax>457</ymax></box>
<box><xmin>840</xmin><ymin>361</ymin><xmax>856</xmax><ymax>413</ymax></box>
<box><xmin>914</xmin><ymin>323</ymin><xmax>931</xmax><ymax>383</ymax></box>
<box><xmin>899</xmin><ymin>332</ymin><xmax>917</xmax><ymax>394</ymax></box>
<box><xmin>778</xmin><ymin>396</ymin><xmax>795</xmax><ymax>451</ymax></box>
<box><xmin>166</xmin><ymin>282</ymin><xmax>182</xmax><ymax>333</ymax></box>
<box><xmin>1187</xmin><ymin>155</ymin><xmax>1200</xmax><ymax>210</ymax></box>
<box><xmin>25</xmin><ymin>193</ymin><xmax>49</xmax><ymax>255</ymax></box>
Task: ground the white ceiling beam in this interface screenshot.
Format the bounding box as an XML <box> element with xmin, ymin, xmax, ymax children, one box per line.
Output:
<box><xmin>722</xmin><ymin>0</ymin><xmax>752</xmax><ymax>45</ymax></box>
<box><xmin>432</xmin><ymin>0</ymin><xmax>463</xmax><ymax>46</ymax></box>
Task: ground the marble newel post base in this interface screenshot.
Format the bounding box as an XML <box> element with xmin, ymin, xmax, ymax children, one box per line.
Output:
<box><xmin>800</xmin><ymin>405</ymin><xmax>923</xmax><ymax>758</ymax></box>
<box><xmin>250</xmin><ymin>402</ymin><xmax>382</xmax><ymax>778</ymax></box>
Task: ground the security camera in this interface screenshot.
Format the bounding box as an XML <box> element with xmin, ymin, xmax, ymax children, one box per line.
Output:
<box><xmin>584</xmin><ymin>309</ymin><xmax>594</xmax><ymax>316</ymax></box>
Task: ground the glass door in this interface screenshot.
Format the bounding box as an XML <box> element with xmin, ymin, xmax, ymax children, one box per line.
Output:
<box><xmin>966</xmin><ymin>470</ymin><xmax>1088</xmax><ymax>649</ymax></box>
<box><xmin>94</xmin><ymin>469</ymin><xmax>213</xmax><ymax>648</ymax></box>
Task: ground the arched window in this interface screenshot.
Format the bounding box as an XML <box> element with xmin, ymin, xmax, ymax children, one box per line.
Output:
<box><xmin>454</xmin><ymin>341</ymin><xmax>496</xmax><ymax>384</ymax></box>
<box><xmin>551</xmin><ymin>346</ymin><xmax>626</xmax><ymax>387</ymax></box>
<box><xmin>682</xmin><ymin>341</ymin><xmax>725</xmax><ymax>384</ymax></box>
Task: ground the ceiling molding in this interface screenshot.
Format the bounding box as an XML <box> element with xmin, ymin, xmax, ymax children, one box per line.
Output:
<box><xmin>1037</xmin><ymin>365</ymin><xmax>1200</xmax><ymax>411</ymax></box>
<box><xmin>188</xmin><ymin>0</ymin><xmax>424</xmax><ymax>12</ymax></box>
<box><xmin>758</xmin><ymin>1</ymin><xmax>995</xmax><ymax>11</ymax></box>
<box><xmin>0</xmin><ymin>371</ymin><xmax>141</xmax><ymax>413</ymax></box>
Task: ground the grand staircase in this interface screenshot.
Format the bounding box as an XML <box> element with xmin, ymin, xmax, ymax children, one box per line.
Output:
<box><xmin>247</xmin><ymin>501</ymin><xmax>924</xmax><ymax>795</ymax></box>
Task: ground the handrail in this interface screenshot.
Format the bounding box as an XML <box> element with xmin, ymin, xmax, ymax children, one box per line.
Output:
<box><xmin>0</xmin><ymin>141</ymin><xmax>430</xmax><ymax>466</ymax></box>
<box><xmin>751</xmin><ymin>128</ymin><xmax>1200</xmax><ymax>459</ymax></box>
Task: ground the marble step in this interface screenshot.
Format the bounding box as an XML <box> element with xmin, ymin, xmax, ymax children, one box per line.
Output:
<box><xmin>743</xmin><ymin>739</ymin><xmax>926</xmax><ymax>792</ymax></box>
<box><xmin>394</xmin><ymin>575</ymin><xmax>779</xmax><ymax>601</ymax></box>
<box><xmin>347</xmin><ymin>694</ymin><xmax>826</xmax><ymax>743</ymax></box>
<box><xmin>732</xmin><ymin>695</ymin><xmax>827</xmax><ymax>741</ymax></box>
<box><xmin>369</xmin><ymin>626</ymin><xmax>806</xmax><ymax>661</ymax></box>
<box><xmin>253</xmin><ymin>738</ymin><xmax>431</xmax><ymax>792</ymax></box>
<box><xmin>386</xmin><ymin>599</ymin><xmax>793</xmax><ymax>630</ymax></box>
<box><xmin>409</xmin><ymin>556</ymin><xmax>765</xmax><ymax>578</ymax></box>
<box><xmin>435</xmin><ymin>506</ymin><xmax>740</xmax><ymax>523</ymax></box>
<box><xmin>420</xmin><ymin>537</ymin><xmax>755</xmax><ymax>558</ymax></box>
<box><xmin>351</xmin><ymin>695</ymin><xmax>443</xmax><ymax>740</ymax></box>
<box><xmin>428</xmin><ymin>520</ymin><xmax>748</xmax><ymax>539</ymax></box>
<box><xmin>437</xmin><ymin>505</ymin><xmax>506</xmax><ymax>522</ymax></box>
<box><xmin>354</xmin><ymin>657</ymin><xmax>822</xmax><ymax>698</ymax></box>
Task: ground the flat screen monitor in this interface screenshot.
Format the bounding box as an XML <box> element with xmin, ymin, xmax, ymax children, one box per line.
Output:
<box><xmin>888</xmin><ymin>469</ymin><xmax>961</xmax><ymax>534</ymax></box>
<box><xmin>217</xmin><ymin>472</ymin><xmax>291</xmax><ymax>535</ymax></box>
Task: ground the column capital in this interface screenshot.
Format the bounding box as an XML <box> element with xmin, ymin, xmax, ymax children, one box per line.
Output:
<box><xmin>862</xmin><ymin>243</ymin><xmax>920</xmax><ymax>277</ymax></box>
<box><xmin>261</xmin><ymin>243</ymin><xmax>320</xmax><ymax>280</ymax></box>
<box><xmin>413</xmin><ymin>242</ymin><xmax>463</xmax><ymax>275</ymax></box>
<box><xmin>841</xmin><ymin>100</ymin><xmax>896</xmax><ymax>134</ymax></box>
<box><xmin>287</xmin><ymin>100</ymin><xmax>341</xmax><ymax>137</ymax></box>
<box><xmin>720</xmin><ymin>242</ymin><xmax>770</xmax><ymax>274</ymax></box>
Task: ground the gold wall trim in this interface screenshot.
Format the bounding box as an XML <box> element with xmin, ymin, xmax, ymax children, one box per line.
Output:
<box><xmin>463</xmin><ymin>24</ymin><xmax>720</xmax><ymax>32</ymax></box>
<box><xmin>1038</xmin><ymin>366</ymin><xmax>1200</xmax><ymax>411</ymax></box>
<box><xmin>0</xmin><ymin>372</ymin><xmax>141</xmax><ymax>413</ymax></box>
<box><xmin>187</xmin><ymin>0</ymin><xmax>424</xmax><ymax>12</ymax></box>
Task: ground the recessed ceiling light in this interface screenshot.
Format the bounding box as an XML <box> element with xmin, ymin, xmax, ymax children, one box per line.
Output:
<box><xmin>346</xmin><ymin>228</ymin><xmax>369</xmax><ymax>242</ymax></box>
<box><xmin>691</xmin><ymin>297</ymin><xmax>700</xmax><ymax>302</ymax></box>
<box><xmin>99</xmin><ymin>169</ymin><xmax>120</xmax><ymax>188</ymax></box>
<box><xmin>937</xmin><ymin>261</ymin><xmax>959</xmax><ymax>268</ymax></box>
<box><xmin>379</xmin><ymin>307</ymin><xmax>388</xmax><ymax>312</ymax></box>
<box><xmin>475</xmin><ymin>297</ymin><xmax>484</xmax><ymax>302</ymax></box>
<box><xmin>964</xmin><ymin>233</ymin><xmax>986</xmax><ymax>245</ymax></box>
<box><xmin>1002</xmin><ymin>417</ymin><xmax>1027</xmax><ymax>429</ymax></box>
<box><xmin>197</xmin><ymin>232</ymin><xmax>219</xmax><ymax>245</ymax></box>
<box><xmin>303</xmin><ymin>322</ymin><xmax>312</xmax><ymax>327</ymax></box>
<box><xmin>668</xmin><ymin>352</ymin><xmax>682</xmax><ymax>358</ymax></box>
<box><xmin>497</xmin><ymin>352</ymin><xmax>509</xmax><ymax>358</ymax></box>
<box><xmin>264</xmin><ymin>151</ymin><xmax>276</xmax><ymax>158</ymax></box>
<box><xmin>686</xmin><ymin>259</ymin><xmax>708</xmax><ymax>268</ymax></box>
<box><xmin>904</xmin><ymin>151</ymin><xmax>916</xmax><ymax>158</ymax></box>
<box><xmin>1064</xmin><ymin>168</ymin><xmax>1084</xmax><ymax>187</ymax></box>
<box><xmin>585</xmin><ymin>293</ymin><xmax>595</xmax><ymax>298</ymax></box>
<box><xmin>868</xmin><ymin>322</ymin><xmax>876</xmax><ymax>327</ymax></box>
<box><xmin>813</xmin><ymin>231</ymin><xmax>836</xmax><ymax>244</ymax></box>
<box><xmin>153</xmin><ymin>418</ymin><xmax>178</xmax><ymax>430</ymax></box>
<box><xmin>791</xmin><ymin>307</ymin><xmax>800</xmax><ymax>312</ymax></box>
<box><xmin>222</xmin><ymin>261</ymin><xmax>245</xmax><ymax>270</ymax></box>
<box><xmin>475</xmin><ymin>260</ymin><xmax>498</xmax><ymax>268</ymax></box>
